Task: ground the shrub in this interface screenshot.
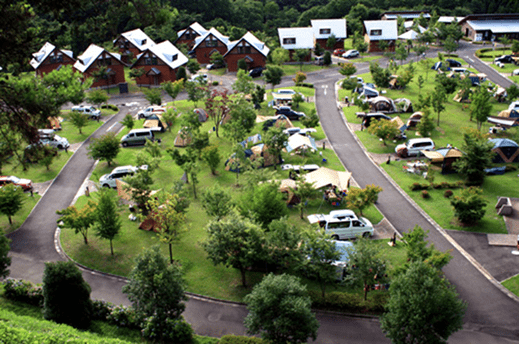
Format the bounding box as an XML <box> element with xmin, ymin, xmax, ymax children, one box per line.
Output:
<box><xmin>212</xmin><ymin>80</ymin><xmax>219</xmax><ymax>86</ymax></box>
<box><xmin>505</xmin><ymin>164</ymin><xmax>518</xmax><ymax>172</ymax></box>
<box><xmin>421</xmin><ymin>190</ymin><xmax>430</xmax><ymax>198</ymax></box>
<box><xmin>299</xmin><ymin>82</ymin><xmax>314</xmax><ymax>88</ymax></box>
<box><xmin>142</xmin><ymin>316</ymin><xmax>193</xmax><ymax>343</ymax></box>
<box><xmin>3</xmin><ymin>278</ymin><xmax>43</xmax><ymax>307</ymax></box>
<box><xmin>220</xmin><ymin>335</ymin><xmax>266</xmax><ymax>344</ymax></box>
<box><xmin>432</xmin><ymin>183</ymin><xmax>442</xmax><ymax>189</ymax></box>
<box><xmin>451</xmin><ymin>187</ymin><xmax>488</xmax><ymax>225</ymax></box>
<box><xmin>100</xmin><ymin>104</ymin><xmax>118</xmax><ymax>111</ymax></box>
<box><xmin>308</xmin><ymin>290</ymin><xmax>388</xmax><ymax>314</ymax></box>
<box><xmin>91</xmin><ymin>300</ymin><xmax>114</xmax><ymax>321</ymax></box>
<box><xmin>444</xmin><ymin>190</ymin><xmax>453</xmax><ymax>198</ymax></box>
<box><xmin>106</xmin><ymin>305</ymin><xmax>141</xmax><ymax>330</ymax></box>
<box><xmin>410</xmin><ymin>183</ymin><xmax>430</xmax><ymax>191</ymax></box>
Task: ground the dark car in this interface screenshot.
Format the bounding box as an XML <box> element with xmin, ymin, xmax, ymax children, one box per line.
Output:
<box><xmin>446</xmin><ymin>59</ymin><xmax>462</xmax><ymax>67</ymax></box>
<box><xmin>431</xmin><ymin>61</ymin><xmax>451</xmax><ymax>71</ymax></box>
<box><xmin>362</xmin><ymin>113</ymin><xmax>392</xmax><ymax>128</ymax></box>
<box><xmin>494</xmin><ymin>55</ymin><xmax>513</xmax><ymax>64</ymax></box>
<box><xmin>275</xmin><ymin>106</ymin><xmax>306</xmax><ymax>121</ymax></box>
<box><xmin>249</xmin><ymin>67</ymin><xmax>264</xmax><ymax>78</ymax></box>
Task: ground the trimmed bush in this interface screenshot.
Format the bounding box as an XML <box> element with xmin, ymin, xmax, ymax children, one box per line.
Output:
<box><xmin>220</xmin><ymin>335</ymin><xmax>265</xmax><ymax>344</ymax></box>
<box><xmin>212</xmin><ymin>80</ymin><xmax>219</xmax><ymax>86</ymax></box>
<box><xmin>421</xmin><ymin>190</ymin><xmax>430</xmax><ymax>198</ymax></box>
<box><xmin>444</xmin><ymin>190</ymin><xmax>453</xmax><ymax>198</ymax></box>
<box><xmin>299</xmin><ymin>82</ymin><xmax>314</xmax><ymax>88</ymax></box>
<box><xmin>100</xmin><ymin>104</ymin><xmax>118</xmax><ymax>111</ymax></box>
<box><xmin>91</xmin><ymin>300</ymin><xmax>114</xmax><ymax>321</ymax></box>
<box><xmin>308</xmin><ymin>290</ymin><xmax>388</xmax><ymax>314</ymax></box>
<box><xmin>410</xmin><ymin>183</ymin><xmax>430</xmax><ymax>191</ymax></box>
<box><xmin>142</xmin><ymin>316</ymin><xmax>193</xmax><ymax>343</ymax></box>
<box><xmin>3</xmin><ymin>278</ymin><xmax>43</xmax><ymax>307</ymax></box>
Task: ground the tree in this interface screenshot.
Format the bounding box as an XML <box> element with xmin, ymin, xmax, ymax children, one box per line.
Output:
<box><xmin>512</xmin><ymin>40</ymin><xmax>519</xmax><ymax>55</ymax></box>
<box><xmin>210</xmin><ymin>51</ymin><xmax>225</xmax><ymax>67</ymax></box>
<box><xmin>223</xmin><ymin>97</ymin><xmax>257</xmax><ymax>142</ymax></box>
<box><xmin>394</xmin><ymin>43</ymin><xmax>409</xmax><ymax>65</ymax></box>
<box><xmin>187</xmin><ymin>59</ymin><xmax>201</xmax><ymax>74</ymax></box>
<box><xmin>177</xmin><ymin>66</ymin><xmax>187</xmax><ymax>82</ymax></box>
<box><xmin>416</xmin><ymin>107</ymin><xmax>435</xmax><ymax>137</ymax></box>
<box><xmin>417</xmin><ymin>75</ymin><xmax>424</xmax><ymax>94</ymax></box>
<box><xmin>294</xmin><ymin>49</ymin><xmax>310</xmax><ymax>71</ymax></box>
<box><xmin>0</xmin><ymin>230</ymin><xmax>10</xmax><ymax>279</ymax></box>
<box><xmin>205</xmin><ymin>89</ymin><xmax>231</xmax><ymax>138</ymax></box>
<box><xmin>229</xmin><ymin>143</ymin><xmax>251</xmax><ymax>186</ymax></box>
<box><xmin>367</xmin><ymin>119</ymin><xmax>400</xmax><ymax>145</ymax></box>
<box><xmin>293</xmin><ymin>71</ymin><xmax>307</xmax><ymax>86</ymax></box>
<box><xmin>251</xmin><ymin>85</ymin><xmax>266</xmax><ymax>109</ymax></box>
<box><xmin>470</xmin><ymin>86</ymin><xmax>493</xmax><ymax>130</ymax></box>
<box><xmin>264</xmin><ymin>65</ymin><xmax>284</xmax><ymax>92</ymax></box>
<box><xmin>203</xmin><ymin>211</ymin><xmax>265</xmax><ymax>287</ymax></box>
<box><xmin>68</xmin><ymin>111</ymin><xmax>89</xmax><ymax>134</ymax></box>
<box><xmin>93</xmin><ymin>188</ymin><xmax>121</xmax><ymax>256</ymax></box>
<box><xmin>454</xmin><ymin>130</ymin><xmax>494</xmax><ymax>185</ymax></box>
<box><xmin>326</xmin><ymin>34</ymin><xmax>337</xmax><ymax>50</ymax></box>
<box><xmin>122</xmin><ymin>245</ymin><xmax>189</xmax><ymax>342</ymax></box>
<box><xmin>56</xmin><ymin>200</ymin><xmax>97</xmax><ymax>245</ymax></box>
<box><xmin>432</xmin><ymin>84</ymin><xmax>447</xmax><ymax>126</ymax></box>
<box><xmin>444</xmin><ymin>36</ymin><xmax>457</xmax><ymax>55</ymax></box>
<box><xmin>237</xmin><ymin>58</ymin><xmax>248</xmax><ymax>71</ymax></box>
<box><xmin>339</xmin><ymin>62</ymin><xmax>356</xmax><ymax>77</ymax></box>
<box><xmin>244</xmin><ymin>273</ymin><xmax>319</xmax><ymax>344</ymax></box>
<box><xmin>147</xmin><ymin>192</ymin><xmax>187</xmax><ymax>264</ymax></box>
<box><xmin>0</xmin><ymin>184</ymin><xmax>24</xmax><ymax>225</ymax></box>
<box><xmin>142</xmin><ymin>87</ymin><xmax>162</xmax><ymax>106</ymax></box>
<box><xmin>120</xmin><ymin>114</ymin><xmax>134</xmax><ymax>132</ymax></box>
<box><xmin>369</xmin><ymin>62</ymin><xmax>390</xmax><ymax>88</ymax></box>
<box><xmin>271</xmin><ymin>47</ymin><xmax>289</xmax><ymax>66</ymax></box>
<box><xmin>162</xmin><ymin>79</ymin><xmax>184</xmax><ymax>100</ymax></box>
<box><xmin>314</xmin><ymin>41</ymin><xmax>324</xmax><ymax>56</ymax></box>
<box><xmin>507</xmin><ymin>84</ymin><xmax>519</xmax><ymax>101</ymax></box>
<box><xmin>500</xmin><ymin>35</ymin><xmax>511</xmax><ymax>52</ymax></box>
<box><xmin>301</xmin><ymin>109</ymin><xmax>320</xmax><ymax>128</ymax></box>
<box><xmin>323</xmin><ymin>51</ymin><xmax>332</xmax><ymax>66</ymax></box>
<box><xmin>185</xmin><ymin>81</ymin><xmax>209</xmax><ymax>107</ymax></box>
<box><xmin>87</xmin><ymin>133</ymin><xmax>120</xmax><ymax>167</ymax></box>
<box><xmin>39</xmin><ymin>146</ymin><xmax>58</xmax><ymax>171</ymax></box>
<box><xmin>43</xmin><ymin>261</ymin><xmax>92</xmax><ymax>329</ymax></box>
<box><xmin>345</xmin><ymin>184</ymin><xmax>383</xmax><ymax>217</ymax></box>
<box><xmin>241</xmin><ymin>182</ymin><xmax>288</xmax><ymax>227</ymax></box>
<box><xmin>201</xmin><ymin>183</ymin><xmax>234</xmax><ymax>220</ymax></box>
<box><xmin>264</xmin><ymin>125</ymin><xmax>287</xmax><ymax>170</ymax></box>
<box><xmin>86</xmin><ymin>89</ymin><xmax>109</xmax><ymax>108</ymax></box>
<box><xmin>201</xmin><ymin>145</ymin><xmax>221</xmax><ymax>175</ymax></box>
<box><xmin>435</xmin><ymin>73</ymin><xmax>458</xmax><ymax>95</ymax></box>
<box><xmin>123</xmin><ymin>169</ymin><xmax>154</xmax><ymax>209</ymax></box>
<box><xmin>381</xmin><ymin>261</ymin><xmax>466</xmax><ymax>344</ymax></box>
<box><xmin>129</xmin><ymin>67</ymin><xmax>145</xmax><ymax>87</ymax></box>
<box><xmin>343</xmin><ymin>237</ymin><xmax>388</xmax><ymax>301</ymax></box>
<box><xmin>292</xmin><ymin>179</ymin><xmax>320</xmax><ymax>219</ymax></box>
<box><xmin>265</xmin><ymin>218</ymin><xmax>305</xmax><ymax>273</ymax></box>
<box><xmin>233</xmin><ymin>70</ymin><xmax>255</xmax><ymax>95</ymax></box>
<box><xmin>451</xmin><ymin>187</ymin><xmax>488</xmax><ymax>225</ymax></box>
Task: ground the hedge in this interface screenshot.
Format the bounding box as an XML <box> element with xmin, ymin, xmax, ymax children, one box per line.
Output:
<box><xmin>220</xmin><ymin>335</ymin><xmax>265</xmax><ymax>344</ymax></box>
<box><xmin>309</xmin><ymin>290</ymin><xmax>388</xmax><ymax>314</ymax></box>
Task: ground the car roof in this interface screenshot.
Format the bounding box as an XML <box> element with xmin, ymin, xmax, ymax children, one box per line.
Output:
<box><xmin>408</xmin><ymin>137</ymin><xmax>433</xmax><ymax>143</ymax></box>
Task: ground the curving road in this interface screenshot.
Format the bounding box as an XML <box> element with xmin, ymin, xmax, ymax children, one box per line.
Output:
<box><xmin>7</xmin><ymin>44</ymin><xmax>519</xmax><ymax>343</ymax></box>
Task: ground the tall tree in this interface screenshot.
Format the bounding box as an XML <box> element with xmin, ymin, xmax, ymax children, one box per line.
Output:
<box><xmin>56</xmin><ymin>200</ymin><xmax>97</xmax><ymax>245</ymax></box>
<box><xmin>470</xmin><ymin>86</ymin><xmax>493</xmax><ymax>130</ymax></box>
<box><xmin>87</xmin><ymin>133</ymin><xmax>120</xmax><ymax>167</ymax></box>
<box><xmin>142</xmin><ymin>87</ymin><xmax>162</xmax><ymax>106</ymax></box>
<box><xmin>264</xmin><ymin>126</ymin><xmax>287</xmax><ymax>170</ymax></box>
<box><xmin>291</xmin><ymin>179</ymin><xmax>320</xmax><ymax>219</ymax></box>
<box><xmin>432</xmin><ymin>84</ymin><xmax>447</xmax><ymax>126</ymax></box>
<box><xmin>264</xmin><ymin>65</ymin><xmax>284</xmax><ymax>92</ymax></box>
<box><xmin>162</xmin><ymin>79</ymin><xmax>184</xmax><ymax>100</ymax></box>
<box><xmin>185</xmin><ymin>81</ymin><xmax>209</xmax><ymax>107</ymax></box>
<box><xmin>205</xmin><ymin>89</ymin><xmax>231</xmax><ymax>138</ymax></box>
<box><xmin>454</xmin><ymin>129</ymin><xmax>494</xmax><ymax>185</ymax></box>
<box><xmin>223</xmin><ymin>97</ymin><xmax>257</xmax><ymax>143</ymax></box>
<box><xmin>68</xmin><ymin>111</ymin><xmax>88</xmax><ymax>135</ymax></box>
<box><xmin>381</xmin><ymin>261</ymin><xmax>466</xmax><ymax>344</ymax></box>
<box><xmin>201</xmin><ymin>145</ymin><xmax>221</xmax><ymax>175</ymax></box>
<box><xmin>271</xmin><ymin>47</ymin><xmax>290</xmax><ymax>66</ymax></box>
<box><xmin>120</xmin><ymin>114</ymin><xmax>134</xmax><ymax>132</ymax></box>
<box><xmin>0</xmin><ymin>184</ymin><xmax>24</xmax><ymax>225</ymax></box>
<box><xmin>201</xmin><ymin>183</ymin><xmax>234</xmax><ymax>220</ymax></box>
<box><xmin>244</xmin><ymin>273</ymin><xmax>319</xmax><ymax>344</ymax></box>
<box><xmin>93</xmin><ymin>188</ymin><xmax>121</xmax><ymax>256</ymax></box>
<box><xmin>345</xmin><ymin>184</ymin><xmax>383</xmax><ymax>217</ymax></box>
<box><xmin>232</xmin><ymin>70</ymin><xmax>255</xmax><ymax>94</ymax></box>
<box><xmin>294</xmin><ymin>49</ymin><xmax>310</xmax><ymax>71</ymax></box>
<box><xmin>240</xmin><ymin>182</ymin><xmax>288</xmax><ymax>228</ymax></box>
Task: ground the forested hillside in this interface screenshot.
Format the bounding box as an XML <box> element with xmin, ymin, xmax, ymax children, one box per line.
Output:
<box><xmin>3</xmin><ymin>0</ymin><xmax>519</xmax><ymax>71</ymax></box>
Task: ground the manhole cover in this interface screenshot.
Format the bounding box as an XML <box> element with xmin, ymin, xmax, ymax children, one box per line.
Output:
<box><xmin>207</xmin><ymin>312</ymin><xmax>221</xmax><ymax>322</ymax></box>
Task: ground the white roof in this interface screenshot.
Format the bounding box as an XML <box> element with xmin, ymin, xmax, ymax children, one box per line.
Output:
<box><xmin>311</xmin><ymin>19</ymin><xmax>347</xmax><ymax>39</ymax></box>
<box><xmin>30</xmin><ymin>42</ymin><xmax>74</xmax><ymax>70</ymax></box>
<box><xmin>438</xmin><ymin>16</ymin><xmax>464</xmax><ymax>23</ymax></box>
<box><xmin>399</xmin><ymin>30</ymin><xmax>419</xmax><ymax>40</ymax></box>
<box><xmin>192</xmin><ymin>27</ymin><xmax>230</xmax><ymax>50</ymax></box>
<box><xmin>142</xmin><ymin>41</ymin><xmax>188</xmax><ymax>70</ymax></box>
<box><xmin>74</xmin><ymin>44</ymin><xmax>122</xmax><ymax>73</ymax></box>
<box><xmin>467</xmin><ymin>20</ymin><xmax>519</xmax><ymax>34</ymax></box>
<box><xmin>384</xmin><ymin>13</ymin><xmax>430</xmax><ymax>20</ymax></box>
<box><xmin>178</xmin><ymin>22</ymin><xmax>208</xmax><ymax>38</ymax></box>
<box><xmin>404</xmin><ymin>21</ymin><xmax>426</xmax><ymax>33</ymax></box>
<box><xmin>364</xmin><ymin>20</ymin><xmax>398</xmax><ymax>41</ymax></box>
<box><xmin>225</xmin><ymin>32</ymin><xmax>270</xmax><ymax>57</ymax></box>
<box><xmin>278</xmin><ymin>27</ymin><xmax>314</xmax><ymax>49</ymax></box>
<box><xmin>118</xmin><ymin>29</ymin><xmax>156</xmax><ymax>51</ymax></box>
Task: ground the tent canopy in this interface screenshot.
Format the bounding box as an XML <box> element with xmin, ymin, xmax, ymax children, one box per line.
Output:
<box><xmin>422</xmin><ymin>147</ymin><xmax>463</xmax><ymax>163</ymax></box>
<box><xmin>489</xmin><ymin>138</ymin><xmax>519</xmax><ymax>148</ymax></box>
<box><xmin>285</xmin><ymin>133</ymin><xmax>317</xmax><ymax>153</ymax></box>
<box><xmin>304</xmin><ymin>167</ymin><xmax>352</xmax><ymax>192</ymax></box>
<box><xmin>398</xmin><ymin>30</ymin><xmax>419</xmax><ymax>40</ymax></box>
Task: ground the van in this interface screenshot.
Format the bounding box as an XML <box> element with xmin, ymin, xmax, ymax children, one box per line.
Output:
<box><xmin>99</xmin><ymin>165</ymin><xmax>147</xmax><ymax>188</ymax></box>
<box><xmin>307</xmin><ymin>210</ymin><xmax>374</xmax><ymax>240</ymax></box>
<box><xmin>71</xmin><ymin>105</ymin><xmax>101</xmax><ymax>120</ymax></box>
<box><xmin>120</xmin><ymin>129</ymin><xmax>154</xmax><ymax>147</ymax></box>
<box><xmin>395</xmin><ymin>138</ymin><xmax>435</xmax><ymax>158</ymax></box>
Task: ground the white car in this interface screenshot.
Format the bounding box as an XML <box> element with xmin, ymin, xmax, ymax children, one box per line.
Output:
<box><xmin>137</xmin><ymin>106</ymin><xmax>165</xmax><ymax>119</ymax></box>
<box><xmin>190</xmin><ymin>74</ymin><xmax>209</xmax><ymax>83</ymax></box>
<box><xmin>37</xmin><ymin>129</ymin><xmax>69</xmax><ymax>149</ymax></box>
<box><xmin>99</xmin><ymin>165</ymin><xmax>147</xmax><ymax>188</ymax></box>
<box><xmin>71</xmin><ymin>105</ymin><xmax>101</xmax><ymax>120</ymax></box>
<box><xmin>395</xmin><ymin>138</ymin><xmax>435</xmax><ymax>158</ymax></box>
<box><xmin>308</xmin><ymin>210</ymin><xmax>374</xmax><ymax>240</ymax></box>
<box><xmin>342</xmin><ymin>50</ymin><xmax>360</xmax><ymax>58</ymax></box>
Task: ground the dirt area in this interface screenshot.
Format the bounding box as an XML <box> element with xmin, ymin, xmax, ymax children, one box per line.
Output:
<box><xmin>503</xmin><ymin>197</ymin><xmax>519</xmax><ymax>235</ymax></box>
<box><xmin>32</xmin><ymin>180</ymin><xmax>53</xmax><ymax>196</ymax></box>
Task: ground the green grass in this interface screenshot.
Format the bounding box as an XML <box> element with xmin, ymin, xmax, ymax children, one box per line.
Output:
<box><xmin>274</xmin><ymin>63</ymin><xmax>336</xmax><ymax>76</ymax></box>
<box><xmin>477</xmin><ymin>48</ymin><xmax>514</xmax><ymax>59</ymax></box>
<box><xmin>207</xmin><ymin>68</ymin><xmax>226</xmax><ymax>76</ymax></box>
<box><xmin>58</xmin><ymin>119</ymin><xmax>103</xmax><ymax>144</ymax></box>
<box><xmin>2</xmin><ymin>150</ymin><xmax>73</xmax><ymax>183</ymax></box>
<box><xmin>502</xmin><ymin>274</ymin><xmax>519</xmax><ymax>296</ymax></box>
<box><xmin>0</xmin><ymin>193</ymin><xmax>41</xmax><ymax>234</ymax></box>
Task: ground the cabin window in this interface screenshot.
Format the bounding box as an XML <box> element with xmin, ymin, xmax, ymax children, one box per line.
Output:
<box><xmin>283</xmin><ymin>37</ymin><xmax>296</xmax><ymax>45</ymax></box>
<box><xmin>320</xmin><ymin>28</ymin><xmax>331</xmax><ymax>34</ymax></box>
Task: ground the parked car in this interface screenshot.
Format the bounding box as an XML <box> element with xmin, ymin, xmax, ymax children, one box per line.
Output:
<box><xmin>206</xmin><ymin>63</ymin><xmax>224</xmax><ymax>70</ymax></box>
<box><xmin>362</xmin><ymin>113</ymin><xmax>392</xmax><ymax>128</ymax></box>
<box><xmin>513</xmin><ymin>69</ymin><xmax>519</xmax><ymax>76</ymax></box>
<box><xmin>333</xmin><ymin>49</ymin><xmax>346</xmax><ymax>56</ymax></box>
<box><xmin>120</xmin><ymin>129</ymin><xmax>155</xmax><ymax>147</ymax></box>
<box><xmin>395</xmin><ymin>138</ymin><xmax>435</xmax><ymax>158</ymax></box>
<box><xmin>249</xmin><ymin>67</ymin><xmax>264</xmax><ymax>78</ymax></box>
<box><xmin>190</xmin><ymin>74</ymin><xmax>208</xmax><ymax>83</ymax></box>
<box><xmin>275</xmin><ymin>106</ymin><xmax>306</xmax><ymax>121</ymax></box>
<box><xmin>281</xmin><ymin>164</ymin><xmax>320</xmax><ymax>173</ymax></box>
<box><xmin>282</xmin><ymin>127</ymin><xmax>317</xmax><ymax>136</ymax></box>
<box><xmin>431</xmin><ymin>61</ymin><xmax>451</xmax><ymax>71</ymax></box>
<box><xmin>0</xmin><ymin>175</ymin><xmax>32</xmax><ymax>191</ymax></box>
<box><xmin>99</xmin><ymin>165</ymin><xmax>147</xmax><ymax>188</ymax></box>
<box><xmin>446</xmin><ymin>59</ymin><xmax>462</xmax><ymax>67</ymax></box>
<box><xmin>37</xmin><ymin>129</ymin><xmax>69</xmax><ymax>150</ymax></box>
<box><xmin>331</xmin><ymin>240</ymin><xmax>355</xmax><ymax>280</ymax></box>
<box><xmin>314</xmin><ymin>56</ymin><xmax>324</xmax><ymax>65</ymax></box>
<box><xmin>494</xmin><ymin>55</ymin><xmax>513</xmax><ymax>64</ymax></box>
<box><xmin>342</xmin><ymin>50</ymin><xmax>360</xmax><ymax>58</ymax></box>
<box><xmin>71</xmin><ymin>105</ymin><xmax>101</xmax><ymax>120</ymax></box>
<box><xmin>307</xmin><ymin>210</ymin><xmax>374</xmax><ymax>240</ymax></box>
<box><xmin>137</xmin><ymin>106</ymin><xmax>165</xmax><ymax>119</ymax></box>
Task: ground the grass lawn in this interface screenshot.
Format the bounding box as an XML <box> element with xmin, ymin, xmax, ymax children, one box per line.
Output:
<box><xmin>275</xmin><ymin>63</ymin><xmax>336</xmax><ymax>76</ymax></box>
<box><xmin>2</xmin><ymin>150</ymin><xmax>73</xmax><ymax>184</ymax></box>
<box><xmin>337</xmin><ymin>57</ymin><xmax>514</xmax><ymax>233</ymax></box>
<box><xmin>207</xmin><ymin>68</ymin><xmax>226</xmax><ymax>76</ymax></box>
<box><xmin>58</xmin><ymin>120</ymin><xmax>103</xmax><ymax>144</ymax></box>
<box><xmin>502</xmin><ymin>274</ymin><xmax>519</xmax><ymax>297</ymax></box>
<box><xmin>477</xmin><ymin>48</ymin><xmax>514</xmax><ymax>59</ymax></box>
<box><xmin>0</xmin><ymin>193</ymin><xmax>40</xmax><ymax>234</ymax></box>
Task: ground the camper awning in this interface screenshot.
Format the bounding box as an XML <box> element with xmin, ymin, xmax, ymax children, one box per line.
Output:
<box><xmin>285</xmin><ymin>134</ymin><xmax>317</xmax><ymax>153</ymax></box>
<box><xmin>422</xmin><ymin>148</ymin><xmax>463</xmax><ymax>163</ymax></box>
<box><xmin>304</xmin><ymin>167</ymin><xmax>352</xmax><ymax>191</ymax></box>
<box><xmin>488</xmin><ymin>116</ymin><xmax>519</xmax><ymax>128</ymax></box>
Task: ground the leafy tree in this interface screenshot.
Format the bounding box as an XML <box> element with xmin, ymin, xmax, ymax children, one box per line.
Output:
<box><xmin>394</xmin><ymin>43</ymin><xmax>409</xmax><ymax>65</ymax></box>
<box><xmin>123</xmin><ymin>245</ymin><xmax>189</xmax><ymax>342</ymax></box>
<box><xmin>381</xmin><ymin>261</ymin><xmax>466</xmax><ymax>344</ymax></box>
<box><xmin>378</xmin><ymin>40</ymin><xmax>389</xmax><ymax>53</ymax></box>
<box><xmin>185</xmin><ymin>81</ymin><xmax>209</xmax><ymax>107</ymax></box>
<box><xmin>68</xmin><ymin>111</ymin><xmax>89</xmax><ymax>135</ymax></box>
<box><xmin>432</xmin><ymin>84</ymin><xmax>447</xmax><ymax>126</ymax></box>
<box><xmin>241</xmin><ymin>182</ymin><xmax>288</xmax><ymax>228</ymax></box>
<box><xmin>314</xmin><ymin>41</ymin><xmax>324</xmax><ymax>56</ymax></box>
<box><xmin>93</xmin><ymin>188</ymin><xmax>121</xmax><ymax>256</ymax></box>
<box><xmin>162</xmin><ymin>79</ymin><xmax>184</xmax><ymax>100</ymax></box>
<box><xmin>233</xmin><ymin>69</ymin><xmax>255</xmax><ymax>95</ymax></box>
<box><xmin>237</xmin><ymin>58</ymin><xmax>248</xmax><ymax>71</ymax></box>
<box><xmin>0</xmin><ymin>231</ymin><xmax>10</xmax><ymax>279</ymax></box>
<box><xmin>417</xmin><ymin>75</ymin><xmax>425</xmax><ymax>94</ymax></box>
<box><xmin>244</xmin><ymin>273</ymin><xmax>319</xmax><ymax>344</ymax></box>
<box><xmin>43</xmin><ymin>261</ymin><xmax>92</xmax><ymax>329</ymax></box>
<box><xmin>86</xmin><ymin>89</ymin><xmax>109</xmax><ymax>107</ymax></box>
<box><xmin>205</xmin><ymin>89</ymin><xmax>231</xmax><ymax>138</ymax></box>
<box><xmin>0</xmin><ymin>184</ymin><xmax>24</xmax><ymax>225</ymax></box>
<box><xmin>293</xmin><ymin>72</ymin><xmax>307</xmax><ymax>86</ymax></box>
<box><xmin>39</xmin><ymin>146</ymin><xmax>57</xmax><ymax>171</ymax></box>
<box><xmin>87</xmin><ymin>133</ymin><xmax>120</xmax><ymax>167</ymax></box>
<box><xmin>123</xmin><ymin>169</ymin><xmax>154</xmax><ymax>209</ymax></box>
<box><xmin>169</xmin><ymin>148</ymin><xmax>197</xmax><ymax>184</ymax></box>
<box><xmin>265</xmin><ymin>218</ymin><xmax>305</xmax><ymax>273</ymax></box>
<box><xmin>161</xmin><ymin>108</ymin><xmax>177</xmax><ymax>130</ymax></box>
<box><xmin>444</xmin><ymin>36</ymin><xmax>457</xmax><ymax>55</ymax></box>
<box><xmin>210</xmin><ymin>51</ymin><xmax>225</xmax><ymax>67</ymax></box>
<box><xmin>271</xmin><ymin>47</ymin><xmax>289</xmax><ymax>66</ymax></box>
<box><xmin>367</xmin><ymin>119</ymin><xmax>400</xmax><ymax>145</ymax></box>
<box><xmin>251</xmin><ymin>85</ymin><xmax>266</xmax><ymax>109</ymax></box>
<box><xmin>264</xmin><ymin>65</ymin><xmax>284</xmax><ymax>92</ymax></box>
<box><xmin>129</xmin><ymin>67</ymin><xmax>145</xmax><ymax>86</ymax></box>
<box><xmin>120</xmin><ymin>114</ymin><xmax>134</xmax><ymax>132</ymax></box>
<box><xmin>435</xmin><ymin>73</ymin><xmax>458</xmax><ymax>94</ymax></box>
<box><xmin>264</xmin><ymin>125</ymin><xmax>287</xmax><ymax>170</ymax></box>
<box><xmin>291</xmin><ymin>180</ymin><xmax>320</xmax><ymax>219</ymax></box>
<box><xmin>326</xmin><ymin>34</ymin><xmax>337</xmax><ymax>50</ymax></box>
<box><xmin>500</xmin><ymin>35</ymin><xmax>511</xmax><ymax>52</ymax></box>
<box><xmin>294</xmin><ymin>49</ymin><xmax>310</xmax><ymax>71</ymax></box>
<box><xmin>229</xmin><ymin>143</ymin><xmax>251</xmax><ymax>186</ymax></box>
<box><xmin>301</xmin><ymin>109</ymin><xmax>320</xmax><ymax>128</ymax></box>
<box><xmin>416</xmin><ymin>107</ymin><xmax>435</xmax><ymax>137</ymax></box>
<box><xmin>470</xmin><ymin>86</ymin><xmax>493</xmax><ymax>130</ymax></box>
<box><xmin>507</xmin><ymin>84</ymin><xmax>519</xmax><ymax>101</ymax></box>
<box><xmin>142</xmin><ymin>87</ymin><xmax>162</xmax><ymax>106</ymax></box>
<box><xmin>512</xmin><ymin>40</ymin><xmax>519</xmax><ymax>55</ymax></box>
<box><xmin>344</xmin><ymin>237</ymin><xmax>388</xmax><ymax>300</ymax></box>
<box><xmin>323</xmin><ymin>51</ymin><xmax>332</xmax><ymax>66</ymax></box>
<box><xmin>339</xmin><ymin>62</ymin><xmax>356</xmax><ymax>77</ymax></box>
<box><xmin>454</xmin><ymin>130</ymin><xmax>494</xmax><ymax>185</ymax></box>
<box><xmin>187</xmin><ymin>59</ymin><xmax>201</xmax><ymax>74</ymax></box>
<box><xmin>345</xmin><ymin>184</ymin><xmax>383</xmax><ymax>217</ymax></box>
<box><xmin>369</xmin><ymin>62</ymin><xmax>390</xmax><ymax>88</ymax></box>
<box><xmin>451</xmin><ymin>187</ymin><xmax>488</xmax><ymax>225</ymax></box>
<box><xmin>201</xmin><ymin>183</ymin><xmax>234</xmax><ymax>220</ymax></box>
<box><xmin>203</xmin><ymin>211</ymin><xmax>265</xmax><ymax>287</ymax></box>
<box><xmin>56</xmin><ymin>200</ymin><xmax>97</xmax><ymax>245</ymax></box>
<box><xmin>341</xmin><ymin>77</ymin><xmax>359</xmax><ymax>91</ymax></box>
<box><xmin>201</xmin><ymin>145</ymin><xmax>221</xmax><ymax>175</ymax></box>
<box><xmin>177</xmin><ymin>66</ymin><xmax>187</xmax><ymax>82</ymax></box>
<box><xmin>223</xmin><ymin>97</ymin><xmax>257</xmax><ymax>142</ymax></box>
<box><xmin>147</xmin><ymin>192</ymin><xmax>186</xmax><ymax>264</ymax></box>
<box><xmin>354</xmin><ymin>39</ymin><xmax>368</xmax><ymax>53</ymax></box>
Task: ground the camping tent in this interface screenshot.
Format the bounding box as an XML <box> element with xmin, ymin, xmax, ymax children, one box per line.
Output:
<box><xmin>174</xmin><ymin>128</ymin><xmax>192</xmax><ymax>147</ymax></box>
<box><xmin>394</xmin><ymin>98</ymin><xmax>413</xmax><ymax>113</ymax></box>
<box><xmin>368</xmin><ymin>96</ymin><xmax>397</xmax><ymax>113</ymax></box>
<box><xmin>406</xmin><ymin>112</ymin><xmax>422</xmax><ymax>128</ymax></box>
<box><xmin>489</xmin><ymin>138</ymin><xmax>519</xmax><ymax>163</ymax></box>
<box><xmin>422</xmin><ymin>147</ymin><xmax>463</xmax><ymax>173</ymax></box>
<box><xmin>304</xmin><ymin>167</ymin><xmax>352</xmax><ymax>193</ymax></box>
<box><xmin>239</xmin><ymin>134</ymin><xmax>262</xmax><ymax>148</ymax></box>
<box><xmin>285</xmin><ymin>133</ymin><xmax>317</xmax><ymax>153</ymax></box>
<box><xmin>453</xmin><ymin>89</ymin><xmax>471</xmax><ymax>103</ymax></box>
<box><xmin>225</xmin><ymin>143</ymin><xmax>282</xmax><ymax>172</ymax></box>
<box><xmin>398</xmin><ymin>30</ymin><xmax>419</xmax><ymax>40</ymax></box>
<box><xmin>498</xmin><ymin>109</ymin><xmax>519</xmax><ymax>118</ymax></box>
<box><xmin>194</xmin><ymin>108</ymin><xmax>208</xmax><ymax>122</ymax></box>
<box><xmin>143</xmin><ymin>116</ymin><xmax>168</xmax><ymax>132</ymax></box>
<box><xmin>278</xmin><ymin>178</ymin><xmax>299</xmax><ymax>205</ymax></box>
<box><xmin>391</xmin><ymin>116</ymin><xmax>408</xmax><ymax>137</ymax></box>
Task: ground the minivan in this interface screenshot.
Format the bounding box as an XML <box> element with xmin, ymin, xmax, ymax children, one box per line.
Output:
<box><xmin>307</xmin><ymin>210</ymin><xmax>374</xmax><ymax>240</ymax></box>
<box><xmin>120</xmin><ymin>129</ymin><xmax>154</xmax><ymax>147</ymax></box>
<box><xmin>395</xmin><ymin>138</ymin><xmax>435</xmax><ymax>157</ymax></box>
<box><xmin>99</xmin><ymin>165</ymin><xmax>147</xmax><ymax>188</ymax></box>
<box><xmin>71</xmin><ymin>105</ymin><xmax>101</xmax><ymax>120</ymax></box>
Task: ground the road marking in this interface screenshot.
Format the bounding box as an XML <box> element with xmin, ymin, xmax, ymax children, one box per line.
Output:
<box><xmin>468</xmin><ymin>58</ymin><xmax>474</xmax><ymax>62</ymax></box>
<box><xmin>322</xmin><ymin>85</ymin><xmax>328</xmax><ymax>95</ymax></box>
<box><xmin>106</xmin><ymin>123</ymin><xmax>117</xmax><ymax>132</ymax></box>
